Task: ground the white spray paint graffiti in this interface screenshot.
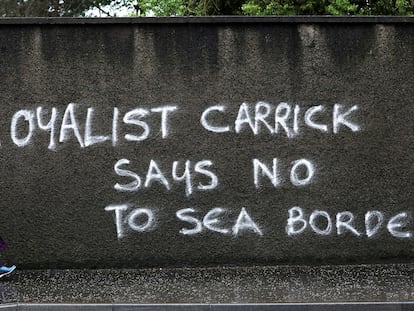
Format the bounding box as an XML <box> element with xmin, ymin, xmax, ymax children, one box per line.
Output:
<box><xmin>286</xmin><ymin>207</ymin><xmax>412</xmax><ymax>238</ymax></box>
<box><xmin>36</xmin><ymin>107</ymin><xmax>58</xmax><ymax>150</ymax></box>
<box><xmin>11</xmin><ymin>101</ymin><xmax>408</xmax><ymax>245</ymax></box>
<box><xmin>175</xmin><ymin>207</ymin><xmax>263</xmax><ymax>237</ymax></box>
<box><xmin>304</xmin><ymin>105</ymin><xmax>328</xmax><ymax>133</ymax></box>
<box><xmin>9</xmin><ymin>103</ymin><xmax>177</xmax><ymax>150</ymax></box>
<box><xmin>84</xmin><ymin>107</ymin><xmax>111</xmax><ymax>147</ymax></box>
<box><xmin>200</xmin><ymin>102</ymin><xmax>361</xmax><ymax>136</ymax></box>
<box><xmin>9</xmin><ymin>102</ymin><xmax>360</xmax><ymax>149</ymax></box>
<box><xmin>59</xmin><ymin>103</ymin><xmax>85</xmax><ymax>148</ymax></box>
<box><xmin>105</xmin><ymin>205</ymin><xmax>263</xmax><ymax>239</ymax></box>
<box><xmin>113</xmin><ymin>159</ymin><xmax>218</xmax><ymax>196</ymax></box>
<box><xmin>11</xmin><ymin>109</ymin><xmax>35</xmax><ymax>147</ymax></box>
<box><xmin>253</xmin><ymin>158</ymin><xmax>315</xmax><ymax>188</ymax></box>
<box><xmin>104</xmin><ymin>204</ymin><xmax>156</xmax><ymax>239</ymax></box>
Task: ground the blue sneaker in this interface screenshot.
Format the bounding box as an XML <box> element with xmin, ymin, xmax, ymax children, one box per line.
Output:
<box><xmin>0</xmin><ymin>265</ymin><xmax>16</xmax><ymax>278</ymax></box>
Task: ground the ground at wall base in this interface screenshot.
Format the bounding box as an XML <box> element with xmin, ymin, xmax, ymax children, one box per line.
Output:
<box><xmin>0</xmin><ymin>264</ymin><xmax>413</xmax><ymax>306</ymax></box>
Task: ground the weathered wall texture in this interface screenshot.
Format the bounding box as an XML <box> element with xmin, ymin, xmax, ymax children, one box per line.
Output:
<box><xmin>0</xmin><ymin>18</ymin><xmax>412</xmax><ymax>268</ymax></box>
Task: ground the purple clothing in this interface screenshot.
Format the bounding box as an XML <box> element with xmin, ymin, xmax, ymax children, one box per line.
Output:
<box><xmin>0</xmin><ymin>237</ymin><xmax>7</xmax><ymax>251</ymax></box>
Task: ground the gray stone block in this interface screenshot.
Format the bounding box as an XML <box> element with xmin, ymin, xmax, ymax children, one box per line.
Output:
<box><xmin>0</xmin><ymin>17</ymin><xmax>412</xmax><ymax>269</ymax></box>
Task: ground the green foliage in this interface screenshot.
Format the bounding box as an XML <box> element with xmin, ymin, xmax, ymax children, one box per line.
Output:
<box><xmin>0</xmin><ymin>0</ymin><xmax>412</xmax><ymax>16</ymax></box>
<box><xmin>396</xmin><ymin>0</ymin><xmax>414</xmax><ymax>14</ymax></box>
<box><xmin>133</xmin><ymin>0</ymin><xmax>414</xmax><ymax>16</ymax></box>
<box><xmin>61</xmin><ymin>0</ymin><xmax>117</xmax><ymax>16</ymax></box>
<box><xmin>0</xmin><ymin>0</ymin><xmax>115</xmax><ymax>17</ymax></box>
<box><xmin>134</xmin><ymin>0</ymin><xmax>187</xmax><ymax>16</ymax></box>
<box><xmin>262</xmin><ymin>0</ymin><xmax>296</xmax><ymax>15</ymax></box>
<box><xmin>133</xmin><ymin>0</ymin><xmax>247</xmax><ymax>16</ymax></box>
<box><xmin>0</xmin><ymin>0</ymin><xmax>49</xmax><ymax>17</ymax></box>
<box><xmin>326</xmin><ymin>0</ymin><xmax>358</xmax><ymax>15</ymax></box>
<box><xmin>241</xmin><ymin>0</ymin><xmax>371</xmax><ymax>15</ymax></box>
<box><xmin>187</xmin><ymin>0</ymin><xmax>246</xmax><ymax>15</ymax></box>
<box><xmin>199</xmin><ymin>0</ymin><xmax>414</xmax><ymax>15</ymax></box>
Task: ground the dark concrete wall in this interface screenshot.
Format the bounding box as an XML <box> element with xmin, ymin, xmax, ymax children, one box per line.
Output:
<box><xmin>0</xmin><ymin>18</ymin><xmax>412</xmax><ymax>268</ymax></box>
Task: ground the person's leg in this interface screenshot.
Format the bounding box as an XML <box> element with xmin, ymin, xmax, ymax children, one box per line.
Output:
<box><xmin>0</xmin><ymin>238</ymin><xmax>16</xmax><ymax>277</ymax></box>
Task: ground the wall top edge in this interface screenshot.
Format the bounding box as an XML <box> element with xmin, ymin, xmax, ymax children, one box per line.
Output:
<box><xmin>0</xmin><ymin>16</ymin><xmax>413</xmax><ymax>25</ymax></box>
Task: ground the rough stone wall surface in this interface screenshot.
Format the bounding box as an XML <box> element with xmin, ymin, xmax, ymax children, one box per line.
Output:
<box><xmin>0</xmin><ymin>19</ymin><xmax>412</xmax><ymax>268</ymax></box>
<box><xmin>2</xmin><ymin>264</ymin><xmax>414</xmax><ymax>304</ymax></box>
